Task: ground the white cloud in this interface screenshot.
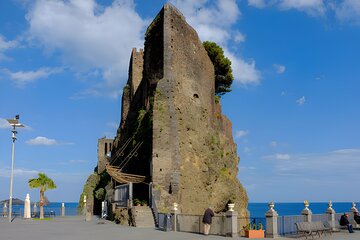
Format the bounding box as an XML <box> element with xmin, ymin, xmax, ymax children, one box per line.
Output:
<box><xmin>239</xmin><ymin>165</ymin><xmax>256</xmax><ymax>172</ymax></box>
<box><xmin>243</xmin><ymin>147</ymin><xmax>252</xmax><ymax>153</ymax></box>
<box><xmin>0</xmin><ymin>118</ymin><xmax>11</xmax><ymax>129</ymax></box>
<box><xmin>171</xmin><ymin>0</ymin><xmax>241</xmax><ymax>45</ymax></box>
<box><xmin>171</xmin><ymin>0</ymin><xmax>261</xmax><ymax>86</ymax></box>
<box><xmin>335</xmin><ymin>0</ymin><xmax>360</xmax><ymax>24</ymax></box>
<box><xmin>278</xmin><ymin>0</ymin><xmax>326</xmax><ymax>15</ymax></box>
<box><xmin>273</xmin><ymin>64</ymin><xmax>286</xmax><ymax>74</ymax></box>
<box><xmin>69</xmin><ymin>160</ymin><xmax>87</xmax><ymax>164</ymax></box>
<box><xmin>296</xmin><ymin>96</ymin><xmax>306</xmax><ymax>106</ymax></box>
<box><xmin>331</xmin><ymin>148</ymin><xmax>360</xmax><ymax>154</ymax></box>
<box><xmin>242</xmin><ymin>148</ymin><xmax>360</xmax><ymax>201</ymax></box>
<box><xmin>235</xmin><ymin>130</ymin><xmax>249</xmax><ymax>138</ymax></box>
<box><xmin>27</xmin><ymin>136</ymin><xmax>58</xmax><ymax>146</ymax></box>
<box><xmin>25</xmin><ymin>0</ymin><xmax>147</xmax><ymax>98</ymax></box>
<box><xmin>23</xmin><ymin>0</ymin><xmax>261</xmax><ymax>93</ymax></box>
<box><xmin>226</xmin><ymin>50</ymin><xmax>261</xmax><ymax>86</ymax></box>
<box><xmin>2</xmin><ymin>67</ymin><xmax>62</xmax><ymax>86</ymax></box>
<box><xmin>248</xmin><ymin>0</ymin><xmax>268</xmax><ymax>8</ymax></box>
<box><xmin>248</xmin><ymin>0</ymin><xmax>326</xmax><ymax>16</ymax></box>
<box><xmin>275</xmin><ymin>153</ymin><xmax>291</xmax><ymax>160</ymax></box>
<box><xmin>270</xmin><ymin>141</ymin><xmax>278</xmax><ymax>147</ymax></box>
<box><xmin>0</xmin><ymin>35</ymin><xmax>17</xmax><ymax>61</ymax></box>
<box><xmin>273</xmin><ymin>148</ymin><xmax>360</xmax><ymax>178</ymax></box>
<box><xmin>0</xmin><ymin>167</ymin><xmax>38</xmax><ymax>177</ymax></box>
<box><xmin>234</xmin><ymin>31</ymin><xmax>246</xmax><ymax>43</ymax></box>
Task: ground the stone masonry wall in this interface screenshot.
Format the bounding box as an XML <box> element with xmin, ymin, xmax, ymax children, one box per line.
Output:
<box><xmin>111</xmin><ymin>3</ymin><xmax>248</xmax><ymax>216</ymax></box>
<box><xmin>151</xmin><ymin>4</ymin><xmax>247</xmax><ymax>215</ymax></box>
<box><xmin>97</xmin><ymin>138</ymin><xmax>113</xmax><ymax>174</ymax></box>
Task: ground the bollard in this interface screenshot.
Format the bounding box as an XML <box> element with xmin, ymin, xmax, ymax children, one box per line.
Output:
<box><xmin>33</xmin><ymin>202</ymin><xmax>37</xmax><ymax>217</ymax></box>
<box><xmin>83</xmin><ymin>195</ymin><xmax>87</xmax><ymax>216</ymax></box>
<box><xmin>172</xmin><ymin>202</ymin><xmax>179</xmax><ymax>231</ymax></box>
<box><xmin>24</xmin><ymin>194</ymin><xmax>31</xmax><ymax>219</ymax></box>
<box><xmin>265</xmin><ymin>202</ymin><xmax>279</xmax><ymax>238</ymax></box>
<box><xmin>301</xmin><ymin>200</ymin><xmax>312</xmax><ymax>223</ymax></box>
<box><xmin>61</xmin><ymin>202</ymin><xmax>65</xmax><ymax>217</ymax></box>
<box><xmin>3</xmin><ymin>202</ymin><xmax>8</xmax><ymax>217</ymax></box>
<box><xmin>226</xmin><ymin>203</ymin><xmax>238</xmax><ymax>238</ymax></box>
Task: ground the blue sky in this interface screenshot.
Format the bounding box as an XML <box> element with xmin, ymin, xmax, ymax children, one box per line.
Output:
<box><xmin>0</xmin><ymin>0</ymin><xmax>359</xmax><ymax>203</ymax></box>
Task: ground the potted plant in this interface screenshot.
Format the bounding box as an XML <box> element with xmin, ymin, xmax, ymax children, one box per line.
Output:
<box><xmin>133</xmin><ymin>198</ymin><xmax>141</xmax><ymax>206</ymax></box>
<box><xmin>141</xmin><ymin>200</ymin><xmax>148</xmax><ymax>206</ymax></box>
<box><xmin>244</xmin><ymin>222</ymin><xmax>265</xmax><ymax>238</ymax></box>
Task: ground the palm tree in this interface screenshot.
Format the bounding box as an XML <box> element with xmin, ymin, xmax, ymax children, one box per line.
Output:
<box><xmin>28</xmin><ymin>173</ymin><xmax>56</xmax><ymax>219</ymax></box>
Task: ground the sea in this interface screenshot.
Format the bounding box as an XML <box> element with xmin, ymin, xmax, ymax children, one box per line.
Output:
<box><xmin>1</xmin><ymin>202</ymin><xmax>79</xmax><ymax>216</ymax></box>
<box><xmin>248</xmin><ymin>202</ymin><xmax>358</xmax><ymax>218</ymax></box>
<box><xmin>1</xmin><ymin>202</ymin><xmax>357</xmax><ymax>218</ymax></box>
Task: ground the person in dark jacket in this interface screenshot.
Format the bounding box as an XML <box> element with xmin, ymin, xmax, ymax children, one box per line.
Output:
<box><xmin>340</xmin><ymin>213</ymin><xmax>354</xmax><ymax>233</ymax></box>
<box><xmin>354</xmin><ymin>212</ymin><xmax>360</xmax><ymax>224</ymax></box>
<box><xmin>202</xmin><ymin>206</ymin><xmax>215</xmax><ymax>235</ymax></box>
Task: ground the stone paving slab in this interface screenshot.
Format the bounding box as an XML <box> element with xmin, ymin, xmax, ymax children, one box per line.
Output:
<box><xmin>0</xmin><ymin>216</ymin><xmax>359</xmax><ymax>240</ymax></box>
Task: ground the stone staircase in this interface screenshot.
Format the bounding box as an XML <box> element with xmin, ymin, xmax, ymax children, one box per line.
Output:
<box><xmin>133</xmin><ymin>206</ymin><xmax>155</xmax><ymax>228</ymax></box>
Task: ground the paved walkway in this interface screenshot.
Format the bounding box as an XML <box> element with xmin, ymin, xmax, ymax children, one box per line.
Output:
<box><xmin>0</xmin><ymin>216</ymin><xmax>359</xmax><ymax>240</ymax></box>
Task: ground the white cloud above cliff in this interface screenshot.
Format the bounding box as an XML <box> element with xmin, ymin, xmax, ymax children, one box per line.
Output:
<box><xmin>335</xmin><ymin>0</ymin><xmax>360</xmax><ymax>24</ymax></box>
<box><xmin>248</xmin><ymin>0</ymin><xmax>326</xmax><ymax>16</ymax></box>
<box><xmin>0</xmin><ymin>35</ymin><xmax>18</xmax><ymax>61</ymax></box>
<box><xmin>248</xmin><ymin>0</ymin><xmax>360</xmax><ymax>24</ymax></box>
<box><xmin>27</xmin><ymin>136</ymin><xmax>58</xmax><ymax>145</ymax></box>
<box><xmin>273</xmin><ymin>64</ymin><xmax>286</xmax><ymax>74</ymax></box>
<box><xmin>2</xmin><ymin>67</ymin><xmax>63</xmax><ymax>86</ymax></box>
<box><xmin>22</xmin><ymin>0</ymin><xmax>261</xmax><ymax>95</ymax></box>
<box><xmin>171</xmin><ymin>0</ymin><xmax>261</xmax><ymax>86</ymax></box>
<box><xmin>235</xmin><ymin>130</ymin><xmax>249</xmax><ymax>138</ymax></box>
<box><xmin>25</xmin><ymin>0</ymin><xmax>147</xmax><ymax>98</ymax></box>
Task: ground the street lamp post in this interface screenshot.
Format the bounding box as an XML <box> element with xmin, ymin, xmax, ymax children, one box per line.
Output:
<box><xmin>6</xmin><ymin>115</ymin><xmax>24</xmax><ymax>222</ymax></box>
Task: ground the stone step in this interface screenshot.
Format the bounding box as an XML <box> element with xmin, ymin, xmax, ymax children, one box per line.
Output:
<box><xmin>133</xmin><ymin>206</ymin><xmax>155</xmax><ymax>228</ymax></box>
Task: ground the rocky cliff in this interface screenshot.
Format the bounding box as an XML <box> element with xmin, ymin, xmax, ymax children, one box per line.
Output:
<box><xmin>111</xmin><ymin>4</ymin><xmax>248</xmax><ymax>216</ymax></box>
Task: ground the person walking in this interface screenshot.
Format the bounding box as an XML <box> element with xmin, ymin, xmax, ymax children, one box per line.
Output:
<box><xmin>202</xmin><ymin>206</ymin><xmax>214</xmax><ymax>235</ymax></box>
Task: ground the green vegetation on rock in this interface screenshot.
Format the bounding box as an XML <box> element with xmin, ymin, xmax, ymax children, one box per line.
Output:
<box><xmin>78</xmin><ymin>170</ymin><xmax>111</xmax><ymax>214</ymax></box>
<box><xmin>203</xmin><ymin>41</ymin><xmax>233</xmax><ymax>96</ymax></box>
<box><xmin>77</xmin><ymin>173</ymin><xmax>100</xmax><ymax>214</ymax></box>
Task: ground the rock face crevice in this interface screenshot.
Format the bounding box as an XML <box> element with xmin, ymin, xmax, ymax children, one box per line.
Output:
<box><xmin>112</xmin><ymin>4</ymin><xmax>248</xmax><ymax>216</ymax></box>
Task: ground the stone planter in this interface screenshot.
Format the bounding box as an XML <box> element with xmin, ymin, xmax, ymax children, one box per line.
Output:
<box><xmin>245</xmin><ymin>230</ymin><xmax>265</xmax><ymax>238</ymax></box>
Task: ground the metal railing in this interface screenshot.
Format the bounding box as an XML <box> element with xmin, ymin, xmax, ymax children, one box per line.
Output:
<box><xmin>278</xmin><ymin>215</ymin><xmax>305</xmax><ymax>236</ymax></box>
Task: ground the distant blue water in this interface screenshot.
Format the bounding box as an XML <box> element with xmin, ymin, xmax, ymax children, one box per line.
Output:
<box><xmin>2</xmin><ymin>202</ymin><xmax>357</xmax><ymax>218</ymax></box>
<box><xmin>0</xmin><ymin>202</ymin><xmax>79</xmax><ymax>216</ymax></box>
<box><xmin>248</xmin><ymin>202</ymin><xmax>358</xmax><ymax>218</ymax></box>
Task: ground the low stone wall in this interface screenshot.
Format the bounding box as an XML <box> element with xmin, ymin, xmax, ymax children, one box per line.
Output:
<box><xmin>176</xmin><ymin>214</ymin><xmax>226</xmax><ymax>236</ymax></box>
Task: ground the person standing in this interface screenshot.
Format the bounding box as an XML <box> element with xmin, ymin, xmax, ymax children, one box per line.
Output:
<box><xmin>203</xmin><ymin>206</ymin><xmax>214</xmax><ymax>235</ymax></box>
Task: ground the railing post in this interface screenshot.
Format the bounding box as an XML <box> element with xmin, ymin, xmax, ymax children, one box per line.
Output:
<box><xmin>301</xmin><ymin>200</ymin><xmax>312</xmax><ymax>223</ymax></box>
<box><xmin>325</xmin><ymin>201</ymin><xmax>336</xmax><ymax>231</ymax></box>
<box><xmin>226</xmin><ymin>203</ymin><xmax>238</xmax><ymax>237</ymax></box>
<box><xmin>265</xmin><ymin>202</ymin><xmax>279</xmax><ymax>238</ymax></box>
<box><xmin>61</xmin><ymin>202</ymin><xmax>65</xmax><ymax>217</ymax></box>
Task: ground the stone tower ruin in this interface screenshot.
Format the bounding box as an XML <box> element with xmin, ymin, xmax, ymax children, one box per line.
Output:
<box><xmin>108</xmin><ymin>4</ymin><xmax>248</xmax><ymax>216</ymax></box>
